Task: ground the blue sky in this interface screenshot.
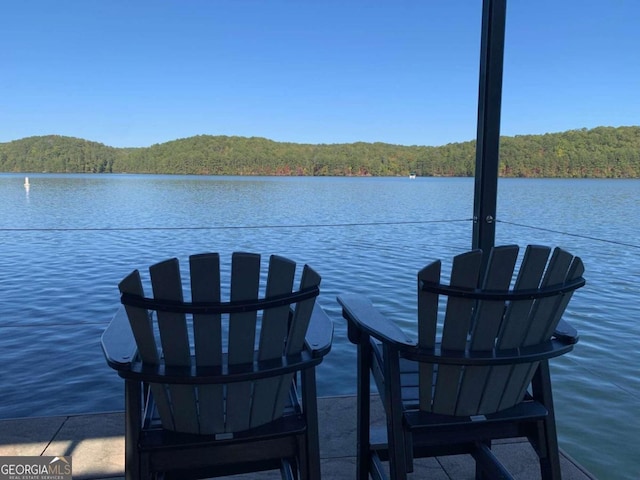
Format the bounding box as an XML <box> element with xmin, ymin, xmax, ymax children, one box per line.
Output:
<box><xmin>1</xmin><ymin>1</ymin><xmax>638</xmax><ymax>148</ymax></box>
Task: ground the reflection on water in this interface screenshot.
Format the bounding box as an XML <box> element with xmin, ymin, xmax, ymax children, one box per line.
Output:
<box><xmin>0</xmin><ymin>174</ymin><xmax>638</xmax><ymax>479</ymax></box>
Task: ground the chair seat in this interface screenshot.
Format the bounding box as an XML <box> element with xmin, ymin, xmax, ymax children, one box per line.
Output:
<box><xmin>403</xmin><ymin>402</ymin><xmax>548</xmax><ymax>432</ymax></box>
<box><xmin>140</xmin><ymin>383</ymin><xmax>307</xmax><ymax>452</ymax></box>
<box><xmin>141</xmin><ymin>414</ymin><xmax>307</xmax><ymax>450</ymax></box>
<box><xmin>141</xmin><ymin>407</ymin><xmax>307</xmax><ymax>480</ymax></box>
<box><xmin>371</xmin><ymin>341</ymin><xmax>549</xmax><ymax>453</ymax></box>
<box><xmin>373</xmin><ymin>342</ymin><xmax>550</xmax><ymax>427</ymax></box>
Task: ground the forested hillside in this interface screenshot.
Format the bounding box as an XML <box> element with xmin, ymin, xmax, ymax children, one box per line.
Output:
<box><xmin>1</xmin><ymin>126</ymin><xmax>639</xmax><ymax>178</ymax></box>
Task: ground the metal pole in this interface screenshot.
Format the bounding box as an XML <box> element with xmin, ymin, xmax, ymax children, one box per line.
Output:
<box><xmin>472</xmin><ymin>0</ymin><xmax>507</xmax><ymax>256</ymax></box>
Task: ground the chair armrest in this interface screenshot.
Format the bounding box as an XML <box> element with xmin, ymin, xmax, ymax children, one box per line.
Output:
<box><xmin>553</xmin><ymin>318</ymin><xmax>579</xmax><ymax>344</ymax></box>
<box><xmin>101</xmin><ymin>305</ymin><xmax>138</xmax><ymax>370</ymax></box>
<box><xmin>305</xmin><ymin>303</ymin><xmax>333</xmax><ymax>358</ymax></box>
<box><xmin>337</xmin><ymin>293</ymin><xmax>415</xmax><ymax>348</ymax></box>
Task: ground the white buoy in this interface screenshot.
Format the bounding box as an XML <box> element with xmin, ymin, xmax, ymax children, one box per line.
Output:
<box><xmin>24</xmin><ymin>176</ymin><xmax>30</xmax><ymax>190</ymax></box>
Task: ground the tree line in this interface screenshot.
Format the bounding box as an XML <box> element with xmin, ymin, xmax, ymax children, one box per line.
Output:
<box><xmin>1</xmin><ymin>126</ymin><xmax>639</xmax><ymax>178</ymax></box>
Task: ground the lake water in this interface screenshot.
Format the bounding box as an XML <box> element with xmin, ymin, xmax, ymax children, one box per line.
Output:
<box><xmin>1</xmin><ymin>174</ymin><xmax>638</xmax><ymax>479</ymax></box>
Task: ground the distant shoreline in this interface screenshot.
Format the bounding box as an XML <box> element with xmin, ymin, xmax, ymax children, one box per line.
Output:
<box><xmin>1</xmin><ymin>126</ymin><xmax>639</xmax><ymax>179</ymax></box>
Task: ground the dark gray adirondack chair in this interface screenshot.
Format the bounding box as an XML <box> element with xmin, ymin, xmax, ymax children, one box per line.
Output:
<box><xmin>338</xmin><ymin>245</ymin><xmax>585</xmax><ymax>480</ymax></box>
<box><xmin>102</xmin><ymin>252</ymin><xmax>333</xmax><ymax>480</ymax></box>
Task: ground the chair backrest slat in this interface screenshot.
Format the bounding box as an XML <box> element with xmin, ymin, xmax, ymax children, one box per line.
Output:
<box><xmin>440</xmin><ymin>250</ymin><xmax>484</xmax><ymax>349</ymax></box>
<box><xmin>525</xmin><ymin>248</ymin><xmax>574</xmax><ymax>345</ymax></box>
<box><xmin>119</xmin><ymin>270</ymin><xmax>159</xmax><ymax>365</ymax></box>
<box><xmin>285</xmin><ymin>265</ymin><xmax>321</xmax><ymax>355</ymax></box>
<box><xmin>228</xmin><ymin>252</ymin><xmax>261</xmax><ymax>365</ymax></box>
<box><xmin>272</xmin><ymin>264</ymin><xmax>321</xmax><ymax>418</ymax></box>
<box><xmin>189</xmin><ymin>253</ymin><xmax>224</xmax><ymax>433</ymax></box>
<box><xmin>150</xmin><ymin>259</ymin><xmax>191</xmax><ymax>365</ymax></box>
<box><xmin>225</xmin><ymin>252</ymin><xmax>262</xmax><ymax>432</ymax></box>
<box><xmin>417</xmin><ymin>260</ymin><xmax>441</xmax><ymax>410</ymax></box>
<box><xmin>258</xmin><ymin>255</ymin><xmax>296</xmax><ymax>360</ymax></box>
<box><xmin>119</xmin><ymin>270</ymin><xmax>177</xmax><ymax>431</ymax></box>
<box><xmin>454</xmin><ymin>246</ymin><xmax>519</xmax><ymax>415</ymax></box>
<box><xmin>481</xmin><ymin>245</ymin><xmax>551</xmax><ymax>413</ymax></box>
<box><xmin>543</xmin><ymin>256</ymin><xmax>584</xmax><ymax>341</ymax></box>
<box><xmin>150</xmin><ymin>258</ymin><xmax>200</xmax><ymax>433</ymax></box>
<box><xmin>250</xmin><ymin>255</ymin><xmax>297</xmax><ymax>428</ymax></box>
<box><xmin>499</xmin><ymin>249</ymin><xmax>585</xmax><ymax>410</ymax></box>
<box><xmin>470</xmin><ymin>245</ymin><xmax>519</xmax><ymax>349</ymax></box>
<box><xmin>429</xmin><ymin>250</ymin><xmax>483</xmax><ymax>414</ymax></box>
<box><xmin>189</xmin><ymin>253</ymin><xmax>222</xmax><ymax>366</ymax></box>
<box><xmin>497</xmin><ymin>245</ymin><xmax>551</xmax><ymax>348</ymax></box>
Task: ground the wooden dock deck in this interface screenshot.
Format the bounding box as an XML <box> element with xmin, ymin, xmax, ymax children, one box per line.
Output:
<box><xmin>0</xmin><ymin>395</ymin><xmax>597</xmax><ymax>479</ymax></box>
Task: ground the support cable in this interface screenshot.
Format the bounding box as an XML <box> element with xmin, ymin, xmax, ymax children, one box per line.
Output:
<box><xmin>497</xmin><ymin>219</ymin><xmax>640</xmax><ymax>249</ymax></box>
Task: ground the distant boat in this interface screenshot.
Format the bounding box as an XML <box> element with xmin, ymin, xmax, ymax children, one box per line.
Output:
<box><xmin>409</xmin><ymin>172</ymin><xmax>416</xmax><ymax>179</ymax></box>
<box><xmin>24</xmin><ymin>177</ymin><xmax>30</xmax><ymax>190</ymax></box>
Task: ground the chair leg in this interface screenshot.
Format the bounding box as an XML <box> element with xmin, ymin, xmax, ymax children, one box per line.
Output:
<box><xmin>280</xmin><ymin>458</ymin><xmax>297</xmax><ymax>480</ymax></box>
<box><xmin>475</xmin><ymin>442</ymin><xmax>485</xmax><ymax>480</ymax></box>
<box><xmin>531</xmin><ymin>361</ymin><xmax>562</xmax><ymax>480</ymax></box>
<box><xmin>295</xmin><ymin>434</ymin><xmax>307</xmax><ymax>480</ymax></box>
<box><xmin>357</xmin><ymin>339</ymin><xmax>372</xmax><ymax>480</ymax></box>
<box><xmin>301</xmin><ymin>368</ymin><xmax>321</xmax><ymax>480</ymax></box>
<box><xmin>124</xmin><ymin>379</ymin><xmax>142</xmax><ymax>480</ymax></box>
<box><xmin>472</xmin><ymin>441</ymin><xmax>514</xmax><ymax>480</ymax></box>
<box><xmin>382</xmin><ymin>345</ymin><xmax>408</xmax><ymax>480</ymax></box>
